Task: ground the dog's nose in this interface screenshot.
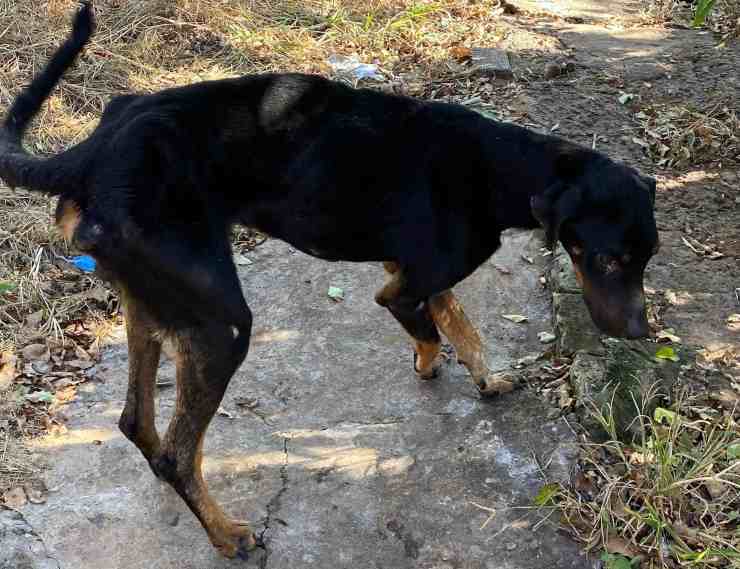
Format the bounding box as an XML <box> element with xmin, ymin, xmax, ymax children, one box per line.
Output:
<box><xmin>625</xmin><ymin>314</ymin><xmax>650</xmax><ymax>339</ymax></box>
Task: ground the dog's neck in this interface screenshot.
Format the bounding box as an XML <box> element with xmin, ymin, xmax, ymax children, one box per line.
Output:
<box><xmin>484</xmin><ymin>133</ymin><xmax>602</xmax><ymax>234</ymax></box>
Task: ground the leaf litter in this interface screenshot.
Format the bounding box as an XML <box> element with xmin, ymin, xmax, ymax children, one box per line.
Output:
<box><xmin>530</xmin><ymin>386</ymin><xmax>740</xmax><ymax>568</ymax></box>
<box><xmin>633</xmin><ymin>101</ymin><xmax>739</xmax><ymax>169</ymax></box>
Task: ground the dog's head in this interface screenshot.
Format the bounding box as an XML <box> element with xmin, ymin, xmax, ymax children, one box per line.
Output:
<box><xmin>532</xmin><ymin>150</ymin><xmax>659</xmax><ymax>339</ymax></box>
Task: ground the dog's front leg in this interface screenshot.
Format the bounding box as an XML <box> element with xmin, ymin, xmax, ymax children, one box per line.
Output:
<box><xmin>428</xmin><ymin>291</ymin><xmax>515</xmax><ymax>397</ymax></box>
<box><xmin>376</xmin><ymin>262</ymin><xmax>444</xmax><ymax>378</ymax></box>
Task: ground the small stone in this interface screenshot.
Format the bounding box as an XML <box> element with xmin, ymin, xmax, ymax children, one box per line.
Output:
<box><xmin>64</xmin><ymin>359</ymin><xmax>94</xmax><ymax>371</ymax></box>
<box><xmin>544</xmin><ymin>62</ymin><xmax>562</xmax><ymax>80</ymax></box>
<box><xmin>24</xmin><ymin>310</ymin><xmax>44</xmax><ymax>329</ymax></box>
<box><xmin>21</xmin><ymin>344</ymin><xmax>49</xmax><ymax>362</ymax></box>
<box><xmin>705</xmin><ymin>480</ymin><xmax>726</xmax><ymax>500</ymax></box>
<box><xmin>30</xmin><ymin>361</ymin><xmax>51</xmax><ymax>375</ymax></box>
<box><xmin>471</xmin><ymin>47</ymin><xmax>513</xmax><ymax>79</ymax></box>
<box><xmin>624</xmin><ymin>63</ymin><xmax>665</xmax><ymax>83</ymax></box>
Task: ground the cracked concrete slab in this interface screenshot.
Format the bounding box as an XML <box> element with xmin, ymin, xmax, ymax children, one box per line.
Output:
<box><xmin>0</xmin><ymin>506</ymin><xmax>60</xmax><ymax>569</ymax></box>
<box><xmin>21</xmin><ymin>231</ymin><xmax>590</xmax><ymax>568</ymax></box>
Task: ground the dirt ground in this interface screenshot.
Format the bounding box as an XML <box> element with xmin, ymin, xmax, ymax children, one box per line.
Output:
<box><xmin>1</xmin><ymin>0</ymin><xmax>739</xmax><ymax>567</ymax></box>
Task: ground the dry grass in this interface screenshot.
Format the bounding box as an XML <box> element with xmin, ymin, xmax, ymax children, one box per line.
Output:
<box><xmin>633</xmin><ymin>101</ymin><xmax>740</xmax><ymax>169</ymax></box>
<box><xmin>0</xmin><ymin>386</ymin><xmax>36</xmax><ymax>495</ymax></box>
<box><xmin>644</xmin><ymin>0</ymin><xmax>740</xmax><ymax>38</ymax></box>
<box><xmin>537</xmin><ymin>389</ymin><xmax>740</xmax><ymax>568</ymax></box>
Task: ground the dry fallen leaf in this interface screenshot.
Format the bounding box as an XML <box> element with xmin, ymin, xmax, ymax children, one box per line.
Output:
<box><xmin>606</xmin><ymin>536</ymin><xmax>640</xmax><ymax>558</ymax></box>
<box><xmin>656</xmin><ymin>328</ymin><xmax>681</xmax><ymax>343</ymax></box>
<box><xmin>538</xmin><ymin>331</ymin><xmax>556</xmax><ymax>344</ymax></box>
<box><xmin>0</xmin><ymin>351</ymin><xmax>17</xmax><ymax>390</ymax></box>
<box><xmin>74</xmin><ymin>345</ymin><xmax>92</xmax><ymax>361</ymax></box>
<box><xmin>727</xmin><ymin>314</ymin><xmax>740</xmax><ymax>331</ymax></box>
<box><xmin>450</xmin><ymin>46</ymin><xmax>472</xmax><ymax>61</ymax></box>
<box><xmin>3</xmin><ymin>486</ymin><xmax>28</xmax><ymax>509</ymax></box>
<box><xmin>557</xmin><ymin>384</ymin><xmax>572</xmax><ymax>409</ymax></box>
<box><xmin>234</xmin><ymin>396</ymin><xmax>259</xmax><ymax>409</ymax></box>
<box><xmin>234</xmin><ymin>253</ymin><xmax>253</xmax><ymax>266</ymax></box>
<box><xmin>494</xmin><ymin>264</ymin><xmax>512</xmax><ymax>275</ymax></box>
<box><xmin>515</xmin><ymin>354</ymin><xmax>540</xmax><ymax>368</ymax></box>
<box><xmin>217</xmin><ymin>406</ymin><xmax>235</xmax><ymax>419</ymax></box>
<box><xmin>502</xmin><ymin>314</ymin><xmax>528</xmax><ymax>323</ymax></box>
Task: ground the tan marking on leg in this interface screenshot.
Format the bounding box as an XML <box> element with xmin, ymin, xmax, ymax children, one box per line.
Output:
<box><xmin>428</xmin><ymin>290</ymin><xmax>514</xmax><ymax>396</ymax></box>
<box><xmin>413</xmin><ymin>338</ymin><xmax>442</xmax><ymax>379</ymax></box>
<box><xmin>375</xmin><ymin>263</ymin><xmax>404</xmax><ymax>307</ymax></box>
<box><xmin>119</xmin><ymin>292</ymin><xmax>161</xmax><ymax>461</ymax></box>
<box><xmin>382</xmin><ymin>261</ymin><xmax>399</xmax><ymax>274</ymax></box>
<box><xmin>185</xmin><ymin>437</ymin><xmax>256</xmax><ymax>558</ymax></box>
<box><xmin>56</xmin><ymin>199</ymin><xmax>81</xmax><ymax>241</ymax></box>
<box><xmin>157</xmin><ymin>328</ymin><xmax>256</xmax><ymax>559</ymax></box>
<box><xmin>376</xmin><ymin>262</ymin><xmax>444</xmax><ymax>378</ymax></box>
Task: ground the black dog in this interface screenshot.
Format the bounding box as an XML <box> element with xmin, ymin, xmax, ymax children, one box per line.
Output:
<box><xmin>0</xmin><ymin>4</ymin><xmax>658</xmax><ymax>559</ymax></box>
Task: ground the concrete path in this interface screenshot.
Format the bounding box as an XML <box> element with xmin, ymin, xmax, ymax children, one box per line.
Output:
<box><xmin>23</xmin><ymin>234</ymin><xmax>589</xmax><ymax>569</ymax></box>
<box><xmin>512</xmin><ymin>0</ymin><xmax>643</xmax><ymax>23</ymax></box>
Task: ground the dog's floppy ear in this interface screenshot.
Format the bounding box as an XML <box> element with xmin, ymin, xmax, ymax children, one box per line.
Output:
<box><xmin>531</xmin><ymin>182</ymin><xmax>582</xmax><ymax>250</ymax></box>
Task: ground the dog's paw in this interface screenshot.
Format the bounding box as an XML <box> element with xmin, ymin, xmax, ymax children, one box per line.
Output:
<box><xmin>474</xmin><ymin>371</ymin><xmax>518</xmax><ymax>398</ymax></box>
<box><xmin>413</xmin><ymin>346</ymin><xmax>453</xmax><ymax>380</ymax></box>
<box><xmin>210</xmin><ymin>520</ymin><xmax>257</xmax><ymax>560</ymax></box>
<box><xmin>413</xmin><ymin>351</ymin><xmax>438</xmax><ymax>379</ymax></box>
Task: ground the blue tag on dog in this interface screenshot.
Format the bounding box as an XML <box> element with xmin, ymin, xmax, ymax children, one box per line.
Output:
<box><xmin>70</xmin><ymin>255</ymin><xmax>96</xmax><ymax>273</ymax></box>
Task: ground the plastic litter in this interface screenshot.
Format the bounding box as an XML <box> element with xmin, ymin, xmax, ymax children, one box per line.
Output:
<box><xmin>327</xmin><ymin>286</ymin><xmax>345</xmax><ymax>301</ymax></box>
<box><xmin>69</xmin><ymin>255</ymin><xmax>96</xmax><ymax>273</ymax></box>
<box><xmin>327</xmin><ymin>54</ymin><xmax>384</xmax><ymax>80</ymax></box>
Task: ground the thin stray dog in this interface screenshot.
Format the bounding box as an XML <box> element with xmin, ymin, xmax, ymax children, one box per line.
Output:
<box><xmin>0</xmin><ymin>4</ymin><xmax>659</xmax><ymax>559</ymax></box>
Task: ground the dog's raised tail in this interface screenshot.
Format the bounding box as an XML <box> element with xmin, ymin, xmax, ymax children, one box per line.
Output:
<box><xmin>0</xmin><ymin>2</ymin><xmax>94</xmax><ymax>194</ymax></box>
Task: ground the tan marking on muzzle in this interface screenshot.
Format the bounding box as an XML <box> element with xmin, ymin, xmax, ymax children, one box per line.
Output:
<box><xmin>56</xmin><ymin>200</ymin><xmax>81</xmax><ymax>241</ymax></box>
<box><xmin>573</xmin><ymin>263</ymin><xmax>584</xmax><ymax>287</ymax></box>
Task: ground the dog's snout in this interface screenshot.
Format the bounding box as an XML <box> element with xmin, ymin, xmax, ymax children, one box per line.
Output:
<box><xmin>582</xmin><ymin>286</ymin><xmax>650</xmax><ymax>339</ymax></box>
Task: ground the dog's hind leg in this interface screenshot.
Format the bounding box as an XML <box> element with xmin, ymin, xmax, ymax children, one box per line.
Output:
<box><xmin>428</xmin><ymin>291</ymin><xmax>515</xmax><ymax>397</ymax></box>
<box><xmin>118</xmin><ymin>233</ymin><xmax>257</xmax><ymax>559</ymax></box>
<box><xmin>375</xmin><ymin>262</ymin><xmax>444</xmax><ymax>378</ymax></box>
<box><xmin>118</xmin><ymin>289</ymin><xmax>162</xmax><ymax>468</ymax></box>
<box><xmin>152</xmin><ymin>313</ymin><xmax>255</xmax><ymax>559</ymax></box>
